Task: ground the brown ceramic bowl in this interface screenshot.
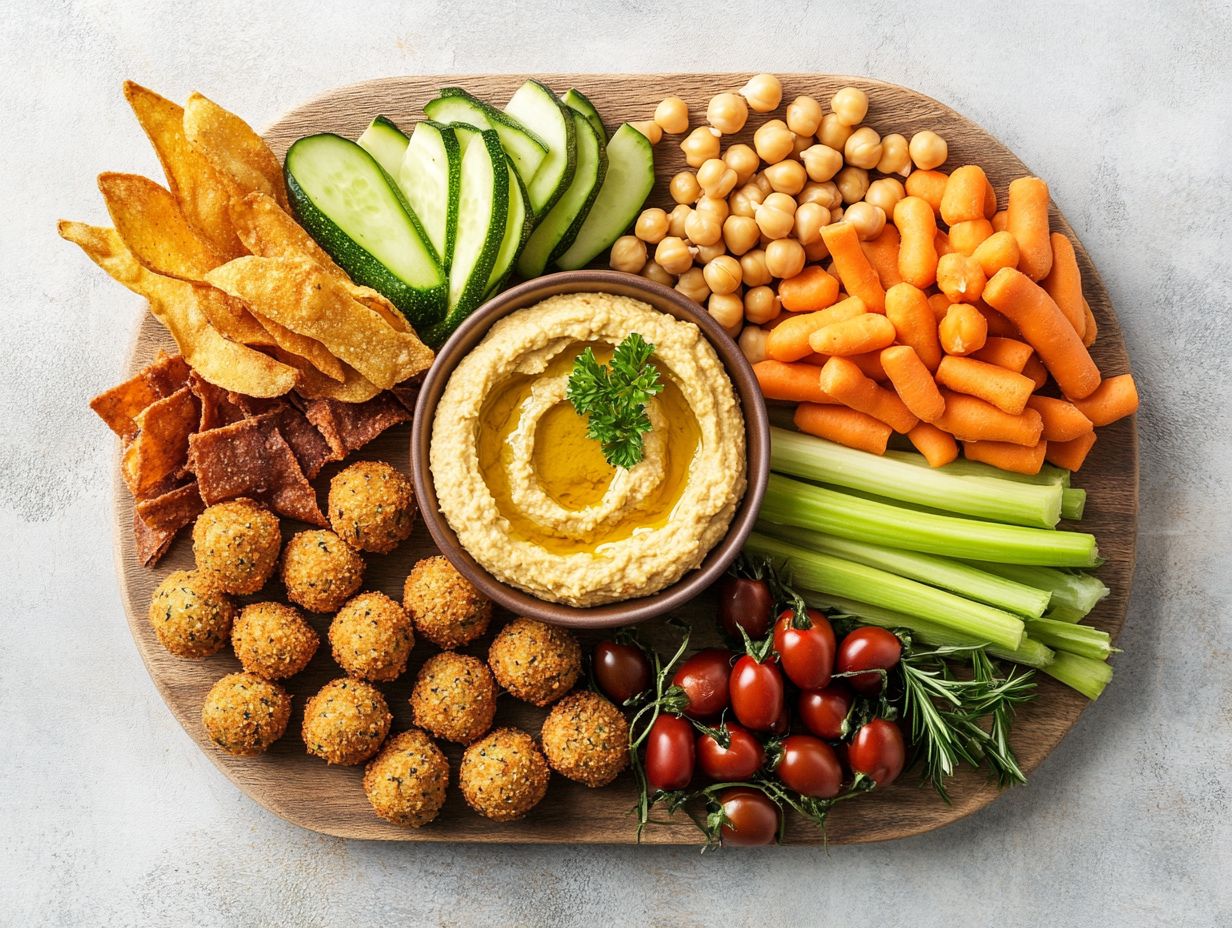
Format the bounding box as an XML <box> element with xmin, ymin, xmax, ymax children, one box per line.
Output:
<box><xmin>410</xmin><ymin>270</ymin><xmax>769</xmax><ymax>629</ymax></box>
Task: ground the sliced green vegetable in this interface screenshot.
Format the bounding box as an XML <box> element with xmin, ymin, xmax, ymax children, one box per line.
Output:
<box><xmin>1040</xmin><ymin>651</ymin><xmax>1114</xmax><ymax>700</ymax></box>
<box><xmin>357</xmin><ymin>115</ymin><xmax>409</xmax><ymax>177</ymax></box>
<box><xmin>397</xmin><ymin>120</ymin><xmax>461</xmax><ymax>271</ymax></box>
<box><xmin>1061</xmin><ymin>487</ymin><xmax>1087</xmax><ymax>520</ymax></box>
<box><xmin>505</xmin><ymin>79</ymin><xmax>576</xmax><ymax>215</ymax></box>
<box><xmin>1025</xmin><ymin>618</ymin><xmax>1115</xmax><ymax>660</ymax></box>
<box><xmin>424</xmin><ymin>88</ymin><xmax>547</xmax><ymax>189</ymax></box>
<box><xmin>561</xmin><ymin>88</ymin><xmax>606</xmax><ymax>143</ymax></box>
<box><xmin>484</xmin><ymin>154</ymin><xmax>532</xmax><ymax>296</ymax></box>
<box><xmin>965</xmin><ymin>562</ymin><xmax>1110</xmax><ymax>616</ymax></box>
<box><xmin>885</xmin><ymin>450</ymin><xmax>1071</xmax><ymax>487</ymax></box>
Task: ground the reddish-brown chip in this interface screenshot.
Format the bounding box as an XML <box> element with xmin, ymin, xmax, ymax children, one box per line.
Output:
<box><xmin>121</xmin><ymin>386</ymin><xmax>200</xmax><ymax>498</ymax></box>
<box><xmin>188</xmin><ymin>370</ymin><xmax>244</xmax><ymax>431</ymax></box>
<box><xmin>133</xmin><ymin>507</ymin><xmax>177</xmax><ymax>566</ymax></box>
<box><xmin>90</xmin><ymin>353</ymin><xmax>190</xmax><ymax>441</ymax></box>
<box><xmin>303</xmin><ymin>393</ymin><xmax>412</xmax><ymax>458</ymax></box>
<box><xmin>389</xmin><ymin>382</ymin><xmax>419</xmax><ymax>413</ymax></box>
<box><xmin>131</xmin><ymin>481</ymin><xmax>207</xmax><ymax>565</ymax></box>
<box><xmin>269</xmin><ymin>403</ymin><xmax>337</xmax><ymax>479</ymax></box>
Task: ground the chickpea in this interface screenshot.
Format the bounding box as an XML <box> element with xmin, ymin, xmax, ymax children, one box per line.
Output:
<box><xmin>728</xmin><ymin>187</ymin><xmax>761</xmax><ymax>218</ymax></box>
<box><xmin>681</xmin><ymin>126</ymin><xmax>721</xmax><ymax>167</ymax></box>
<box><xmin>703</xmin><ymin>255</ymin><xmax>743</xmax><ymax>294</ymax></box>
<box><xmin>753</xmin><ymin>120</ymin><xmax>795</xmax><ymax>165</ymax></box>
<box><xmin>802</xmin><ymin>237</ymin><xmax>829</xmax><ymax>262</ymax></box>
<box><xmin>877</xmin><ymin>133</ymin><xmax>911</xmax><ymax>176</ymax></box>
<box><xmin>674</xmin><ymin>267</ymin><xmax>710</xmax><ymax>303</ymax></box>
<box><xmin>654</xmin><ymin>95</ymin><xmax>689</xmax><ymax>134</ymax></box>
<box><xmin>695</xmin><ymin>195</ymin><xmax>729</xmax><ymax>223</ymax></box>
<box><xmin>785</xmin><ymin>95</ymin><xmax>823</xmax><ymax>137</ymax></box>
<box><xmin>634</xmin><ymin>208</ymin><xmax>669</xmax><ymax>244</ymax></box>
<box><xmin>752</xmin><ymin>171</ymin><xmax>774</xmax><ymax>195</ymax></box>
<box><xmin>708</xmin><ymin>291</ymin><xmax>745</xmax><ymax>333</ymax></box>
<box><xmin>909</xmin><ymin>130</ymin><xmax>948</xmax><ymax>170</ymax></box>
<box><xmin>694</xmin><ymin>241</ymin><xmax>727</xmax><ymax>264</ymax></box>
<box><xmin>723</xmin><ymin>144</ymin><xmax>760</xmax><ymax>185</ymax></box>
<box><xmin>683</xmin><ymin>210</ymin><xmax>722</xmax><ymax>247</ymax></box>
<box><xmin>844</xmin><ymin>201</ymin><xmax>886</xmax><ymax>240</ymax></box>
<box><xmin>865</xmin><ymin>177</ymin><xmax>906</xmax><ymax>217</ymax></box>
<box><xmin>697</xmin><ymin>159</ymin><xmax>739</xmax><ymax>199</ymax></box>
<box><xmin>763</xmin><ymin>159</ymin><xmax>807</xmax><ymax>195</ymax></box>
<box><xmin>836</xmin><ymin>165</ymin><xmax>870</xmax><ymax>204</ymax></box>
<box><xmin>830</xmin><ymin>206</ymin><xmax>844</xmax><ymax>223</ymax></box>
<box><xmin>793</xmin><ymin>201</ymin><xmax>829</xmax><ymax>245</ymax></box>
<box><xmin>799</xmin><ymin>180</ymin><xmax>841</xmax><ymax>210</ymax></box>
<box><xmin>739</xmin><ymin>73</ymin><xmax>782</xmax><ymax>113</ymax></box>
<box><xmin>669</xmin><ymin>171</ymin><xmax>702</xmax><ymax>205</ymax></box>
<box><xmin>631</xmin><ymin>120</ymin><xmax>662</xmax><ymax>145</ymax></box>
<box><xmin>830</xmin><ymin>86</ymin><xmax>869</xmax><ymax>126</ymax></box>
<box><xmin>844</xmin><ymin>127</ymin><xmax>883</xmax><ymax>170</ymax></box>
<box><xmin>755</xmin><ymin>203</ymin><xmax>794</xmax><ymax>240</ymax></box>
<box><xmin>722</xmin><ymin>215</ymin><xmax>760</xmax><ymax>255</ymax></box>
<box><xmin>740</xmin><ymin>249</ymin><xmax>772</xmax><ymax>287</ymax></box>
<box><xmin>792</xmin><ymin>133</ymin><xmax>813</xmax><ymax>160</ymax></box>
<box><xmin>655</xmin><ymin>236</ymin><xmax>693</xmax><ymax>275</ymax></box>
<box><xmin>609</xmin><ymin>235</ymin><xmax>647</xmax><ymax>273</ymax></box>
<box><xmin>765</xmin><ymin>238</ymin><xmax>806</xmax><ymax>279</ymax></box>
<box><xmin>640</xmin><ymin>259</ymin><xmax>674</xmax><ymax>286</ymax></box>
<box><xmin>743</xmin><ymin>285</ymin><xmax>781</xmax><ymax>325</ymax></box>
<box><xmin>668</xmin><ymin>203</ymin><xmax>692</xmax><ymax>238</ymax></box>
<box><xmin>738</xmin><ymin>324</ymin><xmax>770</xmax><ymax>364</ymax></box>
<box><xmin>817</xmin><ymin>113</ymin><xmax>853</xmax><ymax>151</ymax></box>
<box><xmin>707</xmin><ymin>92</ymin><xmax>749</xmax><ymax>135</ymax></box>
<box><xmin>800</xmin><ymin>144</ymin><xmax>843</xmax><ymax>183</ymax></box>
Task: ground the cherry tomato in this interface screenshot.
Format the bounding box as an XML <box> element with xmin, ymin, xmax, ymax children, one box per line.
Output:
<box><xmin>776</xmin><ymin>734</ymin><xmax>843</xmax><ymax>799</ymax></box>
<box><xmin>848</xmin><ymin>718</ymin><xmax>906</xmax><ymax>786</ymax></box>
<box><xmin>836</xmin><ymin>627</ymin><xmax>903</xmax><ymax>695</ymax></box>
<box><xmin>671</xmin><ymin>648</ymin><xmax>732</xmax><ymax>718</ymax></box>
<box><xmin>644</xmin><ymin>714</ymin><xmax>696</xmax><ymax>792</ymax></box>
<box><xmin>729</xmin><ymin>654</ymin><xmax>785</xmax><ymax>731</ymax></box>
<box><xmin>716</xmin><ymin>787</ymin><xmax>780</xmax><ymax>846</ymax></box>
<box><xmin>797</xmin><ymin>683</ymin><xmax>853</xmax><ymax>740</ymax></box>
<box><xmin>697</xmin><ymin>723</ymin><xmax>765</xmax><ymax>781</ymax></box>
<box><xmin>768</xmin><ymin>699</ymin><xmax>791</xmax><ymax>736</ymax></box>
<box><xmin>592</xmin><ymin>640</ymin><xmax>653</xmax><ymax>704</ymax></box>
<box><xmin>716</xmin><ymin>574</ymin><xmax>774</xmax><ymax>640</ymax></box>
<box><xmin>773</xmin><ymin>607</ymin><xmax>836</xmax><ymax>689</ymax></box>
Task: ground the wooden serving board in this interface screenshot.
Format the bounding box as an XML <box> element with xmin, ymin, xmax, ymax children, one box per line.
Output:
<box><xmin>115</xmin><ymin>74</ymin><xmax>1137</xmax><ymax>845</ymax></box>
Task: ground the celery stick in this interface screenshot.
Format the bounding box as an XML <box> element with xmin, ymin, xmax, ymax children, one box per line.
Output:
<box><xmin>1025</xmin><ymin>618</ymin><xmax>1114</xmax><ymax>660</ymax></box>
<box><xmin>966</xmin><ymin>562</ymin><xmax>1109</xmax><ymax>615</ymax></box>
<box><xmin>771</xmin><ymin>428</ymin><xmax>1062</xmax><ymax>528</ymax></box>
<box><xmin>762</xmin><ymin>473</ymin><xmax>1101</xmax><ymax>567</ymax></box>
<box><xmin>1041</xmin><ymin>651</ymin><xmax>1114</xmax><ymax>700</ymax></box>
<box><xmin>885</xmin><ymin>450</ymin><xmax>1071</xmax><ymax>487</ymax></box>
<box><xmin>1044</xmin><ymin>604</ymin><xmax>1087</xmax><ymax>623</ymax></box>
<box><xmin>756</xmin><ymin>521</ymin><xmax>1052</xmax><ymax>618</ymax></box>
<box><xmin>1061</xmin><ymin>487</ymin><xmax>1087</xmax><ymax>520</ymax></box>
<box><xmin>745</xmin><ymin>532</ymin><xmax>1025</xmax><ymax>651</ymax></box>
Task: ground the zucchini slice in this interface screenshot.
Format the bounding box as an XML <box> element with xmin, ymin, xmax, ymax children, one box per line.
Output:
<box><xmin>285</xmin><ymin>133</ymin><xmax>446</xmax><ymax>326</ymax></box>
<box><xmin>486</xmin><ymin>155</ymin><xmax>533</xmax><ymax>296</ymax></box>
<box><xmin>504</xmin><ymin>79</ymin><xmax>576</xmax><ymax>216</ymax></box>
<box><xmin>398</xmin><ymin>120</ymin><xmax>461</xmax><ymax>271</ymax></box>
<box><xmin>356</xmin><ymin>115</ymin><xmax>409</xmax><ymax>177</ymax></box>
<box><xmin>561</xmin><ymin>88</ymin><xmax>606</xmax><ymax>144</ymax></box>
<box><xmin>424</xmin><ymin>88</ymin><xmax>547</xmax><ymax>191</ymax></box>
<box><xmin>554</xmin><ymin>124</ymin><xmax>656</xmax><ymax>271</ymax></box>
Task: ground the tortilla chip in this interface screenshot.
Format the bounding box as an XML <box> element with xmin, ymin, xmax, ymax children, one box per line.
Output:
<box><xmin>251</xmin><ymin>312</ymin><xmax>345</xmax><ymax>382</ymax></box>
<box><xmin>389</xmin><ymin>382</ymin><xmax>419</xmax><ymax>413</ymax></box>
<box><xmin>184</xmin><ymin>92</ymin><xmax>287</xmax><ymax>208</ymax></box>
<box><xmin>279</xmin><ymin>351</ymin><xmax>382</xmax><ymax>404</ymax></box>
<box><xmin>90</xmin><ymin>353</ymin><xmax>191</xmax><ymax>441</ymax></box>
<box><xmin>194</xmin><ymin>286</ymin><xmax>274</xmax><ymax>346</ymax></box>
<box><xmin>98</xmin><ymin>172</ymin><xmax>222</xmax><ymax>282</ymax></box>
<box><xmin>133</xmin><ymin>507</ymin><xmax>177</xmax><ymax>566</ymax></box>
<box><xmin>303</xmin><ymin>393</ymin><xmax>411</xmax><ymax>458</ymax></box>
<box><xmin>123</xmin><ymin>81</ymin><xmax>244</xmax><ymax>258</ymax></box>
<box><xmin>206</xmin><ymin>256</ymin><xmax>433</xmax><ymax>390</ymax></box>
<box><xmin>135</xmin><ymin>480</ymin><xmax>205</xmax><ymax>535</ymax></box>
<box><xmin>122</xmin><ymin>386</ymin><xmax>199</xmax><ymax>498</ymax></box>
<box><xmin>267</xmin><ymin>401</ymin><xmax>338</xmax><ymax>479</ymax></box>
<box><xmin>187</xmin><ymin>370</ymin><xmax>244</xmax><ymax>431</ymax></box>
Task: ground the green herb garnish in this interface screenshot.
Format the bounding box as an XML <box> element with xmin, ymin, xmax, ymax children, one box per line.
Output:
<box><xmin>566</xmin><ymin>333</ymin><xmax>664</xmax><ymax>469</ymax></box>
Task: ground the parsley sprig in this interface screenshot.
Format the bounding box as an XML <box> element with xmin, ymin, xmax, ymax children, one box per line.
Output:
<box><xmin>566</xmin><ymin>333</ymin><xmax>664</xmax><ymax>469</ymax></box>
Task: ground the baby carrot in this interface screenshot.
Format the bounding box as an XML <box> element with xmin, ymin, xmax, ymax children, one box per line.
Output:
<box><xmin>809</xmin><ymin>313</ymin><xmax>896</xmax><ymax>357</ymax></box>
<box><xmin>881</xmin><ymin>345</ymin><xmax>946</xmax><ymax>422</ymax></box>
<box><xmin>884</xmin><ymin>282</ymin><xmax>943</xmax><ymax>370</ymax></box>
<box><xmin>894</xmin><ymin>196</ymin><xmax>939</xmax><ymax>289</ymax></box>
<box><xmin>927</xmin><ymin>292</ymin><xmax>952</xmax><ymax>322</ymax></box>
<box><xmin>908</xmin><ymin>422</ymin><xmax>959</xmax><ymax>467</ymax></box>
<box><xmin>821</xmin><ymin>221</ymin><xmax>886</xmax><ymax>312</ymax></box>
<box><xmin>819</xmin><ymin>356</ymin><xmax>919</xmax><ymax>433</ymax></box>
<box><xmin>934</xmin><ymin>230</ymin><xmax>955</xmax><ymax>257</ymax></box>
<box><xmin>1082</xmin><ymin>299</ymin><xmax>1098</xmax><ymax>347</ymax></box>
<box><xmin>940</xmin><ymin>165</ymin><xmax>989</xmax><ymax>225</ymax></box>
<box><xmin>991</xmin><ymin>209</ymin><xmax>1008</xmax><ymax>232</ymax></box>
<box><xmin>794</xmin><ymin>402</ymin><xmax>892</xmax><ymax>455</ymax></box>
<box><xmin>778</xmin><ymin>266</ymin><xmax>840</xmax><ymax>312</ymax></box>
<box><xmin>936</xmin><ymin>355</ymin><xmax>1036</xmax><ymax>415</ymax></box>
<box><xmin>971</xmin><ymin>336</ymin><xmax>1033</xmax><ymax>373</ymax></box>
<box><xmin>978</xmin><ymin>303</ymin><xmax>1021</xmax><ymax>339</ymax></box>
<box><xmin>806</xmin><ymin>350</ymin><xmax>890</xmax><ymax>381</ymax></box>
<box><xmin>1068</xmin><ymin>373</ymin><xmax>1139</xmax><ymax>425</ymax></box>
<box><xmin>938</xmin><ymin>303</ymin><xmax>988</xmax><ymax>356</ymax></box>
<box><xmin>1006</xmin><ymin>176</ymin><xmax>1053</xmax><ymax>280</ymax></box>
<box><xmin>1026</xmin><ymin>395</ymin><xmax>1094</xmax><ymax>442</ymax></box>
<box><xmin>936</xmin><ymin>252</ymin><xmax>987</xmax><ymax>303</ymax></box>
<box><xmin>972</xmin><ymin>230</ymin><xmax>1021</xmax><ymax>278</ymax></box>
<box><xmin>860</xmin><ymin>224</ymin><xmax>903</xmax><ymax>289</ymax></box>
<box><xmin>1022</xmin><ymin>353</ymin><xmax>1048</xmax><ymax>389</ymax></box>
<box><xmin>1041</xmin><ymin>232</ymin><xmax>1086</xmax><ymax>336</ymax></box>
<box><xmin>753</xmin><ymin>359</ymin><xmax>835</xmax><ymax>404</ymax></box>
<box><xmin>983</xmin><ymin>267</ymin><xmax>1101</xmax><ymax>399</ymax></box>
<box><xmin>765</xmin><ymin>296</ymin><xmax>866</xmax><ymax>361</ymax></box>
<box><xmin>949</xmin><ymin>219</ymin><xmax>994</xmax><ymax>256</ymax></box>
<box><xmin>905</xmin><ymin>170</ymin><xmax>948</xmax><ymax>213</ymax></box>
<box><xmin>935</xmin><ymin>390</ymin><xmax>1044</xmax><ymax>446</ymax></box>
<box><xmin>983</xmin><ymin>177</ymin><xmax>998</xmax><ymax>218</ymax></box>
<box><xmin>1045</xmin><ymin>431</ymin><xmax>1097</xmax><ymax>472</ymax></box>
<box><xmin>963</xmin><ymin>439</ymin><xmax>1048</xmax><ymax>475</ymax></box>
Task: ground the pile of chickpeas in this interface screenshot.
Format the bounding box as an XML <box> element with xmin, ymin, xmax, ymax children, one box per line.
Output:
<box><xmin>611</xmin><ymin>74</ymin><xmax>949</xmax><ymax>352</ymax></box>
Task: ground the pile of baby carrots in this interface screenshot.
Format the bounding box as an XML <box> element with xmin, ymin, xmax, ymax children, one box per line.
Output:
<box><xmin>752</xmin><ymin>169</ymin><xmax>1139</xmax><ymax>474</ymax></box>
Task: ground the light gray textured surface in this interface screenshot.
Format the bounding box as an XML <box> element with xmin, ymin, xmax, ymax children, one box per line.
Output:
<box><xmin>3</xmin><ymin>0</ymin><xmax>1230</xmax><ymax>925</ymax></box>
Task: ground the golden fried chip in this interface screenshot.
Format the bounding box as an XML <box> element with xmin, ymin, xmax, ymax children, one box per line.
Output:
<box><xmin>58</xmin><ymin>221</ymin><xmax>299</xmax><ymax>397</ymax></box>
<box><xmin>277</xmin><ymin>351</ymin><xmax>383</xmax><ymax>404</ymax></box>
<box><xmin>251</xmin><ymin>312</ymin><xmax>346</xmax><ymax>383</ymax></box>
<box><xmin>206</xmin><ymin>256</ymin><xmax>433</xmax><ymax>390</ymax></box>
<box><xmin>122</xmin><ymin>81</ymin><xmax>244</xmax><ymax>258</ymax></box>
<box><xmin>98</xmin><ymin>172</ymin><xmax>222</xmax><ymax>282</ymax></box>
<box><xmin>122</xmin><ymin>386</ymin><xmax>199</xmax><ymax>498</ymax></box>
<box><xmin>194</xmin><ymin>286</ymin><xmax>274</xmax><ymax>346</ymax></box>
<box><xmin>184</xmin><ymin>92</ymin><xmax>287</xmax><ymax>207</ymax></box>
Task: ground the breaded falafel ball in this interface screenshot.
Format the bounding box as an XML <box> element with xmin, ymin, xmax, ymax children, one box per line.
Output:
<box><xmin>410</xmin><ymin>652</ymin><xmax>497</xmax><ymax>745</ymax></box>
<box><xmin>487</xmin><ymin>618</ymin><xmax>582</xmax><ymax>707</ymax></box>
<box><xmin>280</xmin><ymin>530</ymin><xmax>363</xmax><ymax>613</ymax></box>
<box><xmin>302</xmin><ymin>677</ymin><xmax>392</xmax><ymax>765</ymax></box>
<box><xmin>329</xmin><ymin>591</ymin><xmax>414</xmax><ymax>682</ymax></box>
<box><xmin>328</xmin><ymin>460</ymin><xmax>416</xmax><ymax>554</ymax></box>
<box><xmin>540</xmin><ymin>691</ymin><xmax>630</xmax><ymax>787</ymax></box>
<box><xmin>191</xmin><ymin>499</ymin><xmax>281</xmax><ymax>594</ymax></box>
<box><xmin>147</xmin><ymin>569</ymin><xmax>235</xmax><ymax>659</ymax></box>
<box><xmin>402</xmin><ymin>556</ymin><xmax>491</xmax><ymax>649</ymax></box>
<box><xmin>231</xmin><ymin>602</ymin><xmax>319</xmax><ymax>680</ymax></box>
<box><xmin>363</xmin><ymin>729</ymin><xmax>449</xmax><ymax>827</ymax></box>
<box><xmin>202</xmin><ymin>672</ymin><xmax>291</xmax><ymax>756</ymax></box>
<box><xmin>458</xmin><ymin>728</ymin><xmax>550</xmax><ymax>822</ymax></box>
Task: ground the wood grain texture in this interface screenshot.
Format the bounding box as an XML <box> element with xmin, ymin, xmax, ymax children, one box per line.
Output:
<box><xmin>114</xmin><ymin>74</ymin><xmax>1138</xmax><ymax>845</ymax></box>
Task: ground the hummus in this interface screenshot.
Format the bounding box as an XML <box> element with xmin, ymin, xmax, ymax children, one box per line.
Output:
<box><xmin>430</xmin><ymin>293</ymin><xmax>746</xmax><ymax>607</ymax></box>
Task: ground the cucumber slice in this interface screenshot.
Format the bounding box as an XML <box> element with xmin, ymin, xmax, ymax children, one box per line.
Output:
<box><xmin>561</xmin><ymin>88</ymin><xmax>606</xmax><ymax>143</ymax></box>
<box><xmin>515</xmin><ymin>113</ymin><xmax>606</xmax><ymax>278</ymax></box>
<box><xmin>554</xmin><ymin>124</ymin><xmax>656</xmax><ymax>271</ymax></box>
<box><xmin>398</xmin><ymin>120</ymin><xmax>461</xmax><ymax>271</ymax></box>
<box><xmin>357</xmin><ymin>116</ymin><xmax>409</xmax><ymax>177</ymax></box>
<box><xmin>285</xmin><ymin>133</ymin><xmax>446</xmax><ymax>326</ymax></box>
<box><xmin>486</xmin><ymin>155</ymin><xmax>533</xmax><ymax>295</ymax></box>
<box><xmin>505</xmin><ymin>79</ymin><xmax>576</xmax><ymax>216</ymax></box>
<box><xmin>425</xmin><ymin>89</ymin><xmax>547</xmax><ymax>191</ymax></box>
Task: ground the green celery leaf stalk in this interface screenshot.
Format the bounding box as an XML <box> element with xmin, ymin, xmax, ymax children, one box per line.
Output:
<box><xmin>1025</xmin><ymin>618</ymin><xmax>1115</xmax><ymax>660</ymax></box>
<box><xmin>1043</xmin><ymin>603</ymin><xmax>1088</xmax><ymax>623</ymax></box>
<box><xmin>1061</xmin><ymin>487</ymin><xmax>1087</xmax><ymax>520</ymax></box>
<box><xmin>884</xmin><ymin>449</ymin><xmax>1071</xmax><ymax>488</ymax></box>
<box><xmin>1041</xmin><ymin>650</ymin><xmax>1114</xmax><ymax>700</ymax></box>
<box><xmin>965</xmin><ymin>562</ymin><xmax>1110</xmax><ymax>616</ymax></box>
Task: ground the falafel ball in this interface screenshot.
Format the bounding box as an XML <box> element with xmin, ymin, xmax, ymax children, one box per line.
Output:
<box><xmin>191</xmin><ymin>499</ymin><xmax>281</xmax><ymax>594</ymax></box>
<box><xmin>280</xmin><ymin>530</ymin><xmax>364</xmax><ymax>613</ymax></box>
<box><xmin>363</xmin><ymin>729</ymin><xmax>449</xmax><ymax>827</ymax></box>
<box><xmin>410</xmin><ymin>652</ymin><xmax>497</xmax><ymax>745</ymax></box>
<box><xmin>328</xmin><ymin>461</ymin><xmax>416</xmax><ymax>554</ymax></box>
<box><xmin>201</xmin><ymin>672</ymin><xmax>291</xmax><ymax>756</ymax></box>
<box><xmin>329</xmin><ymin>591</ymin><xmax>414</xmax><ymax>682</ymax></box>
<box><xmin>540</xmin><ymin>691</ymin><xmax>630</xmax><ymax>787</ymax></box>
<box><xmin>302</xmin><ymin>677</ymin><xmax>392</xmax><ymax>765</ymax></box>
<box><xmin>402</xmin><ymin>556</ymin><xmax>491</xmax><ymax>649</ymax></box>
<box><xmin>458</xmin><ymin>728</ymin><xmax>550</xmax><ymax>822</ymax></box>
<box><xmin>487</xmin><ymin>618</ymin><xmax>582</xmax><ymax>707</ymax></box>
<box><xmin>147</xmin><ymin>569</ymin><xmax>235</xmax><ymax>659</ymax></box>
<box><xmin>231</xmin><ymin>602</ymin><xmax>319</xmax><ymax>680</ymax></box>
